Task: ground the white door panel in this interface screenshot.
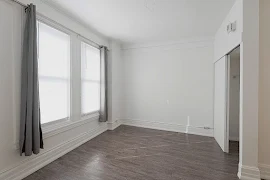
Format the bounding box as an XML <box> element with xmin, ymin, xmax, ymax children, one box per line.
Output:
<box><xmin>214</xmin><ymin>56</ymin><xmax>229</xmax><ymax>153</ymax></box>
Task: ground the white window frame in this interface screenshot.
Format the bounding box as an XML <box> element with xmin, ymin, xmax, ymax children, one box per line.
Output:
<box><xmin>80</xmin><ymin>37</ymin><xmax>101</xmax><ymax>118</ymax></box>
<box><xmin>37</xmin><ymin>14</ymin><xmax>72</xmax><ymax>129</ymax></box>
<box><xmin>35</xmin><ymin>14</ymin><xmax>101</xmax><ymax>139</ymax></box>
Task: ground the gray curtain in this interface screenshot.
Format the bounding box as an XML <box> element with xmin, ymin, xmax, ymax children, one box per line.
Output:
<box><xmin>20</xmin><ymin>4</ymin><xmax>43</xmax><ymax>156</ymax></box>
<box><xmin>99</xmin><ymin>47</ymin><xmax>108</xmax><ymax>122</ymax></box>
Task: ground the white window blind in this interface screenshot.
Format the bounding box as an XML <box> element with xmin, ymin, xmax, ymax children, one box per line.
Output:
<box><xmin>37</xmin><ymin>21</ymin><xmax>70</xmax><ymax>124</ymax></box>
<box><xmin>81</xmin><ymin>42</ymin><xmax>101</xmax><ymax>115</ymax></box>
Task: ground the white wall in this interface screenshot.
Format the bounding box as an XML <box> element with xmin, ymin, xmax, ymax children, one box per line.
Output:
<box><xmin>107</xmin><ymin>41</ymin><xmax>124</xmax><ymax>129</ymax></box>
<box><xmin>214</xmin><ymin>0</ymin><xmax>243</xmax><ymax>61</ymax></box>
<box><xmin>215</xmin><ymin>0</ymin><xmax>260</xmax><ymax>179</ymax></box>
<box><xmin>240</xmin><ymin>0</ymin><xmax>259</xmax><ymax>178</ymax></box>
<box><xmin>121</xmin><ymin>39</ymin><xmax>214</xmax><ymax>136</ymax></box>
<box><xmin>0</xmin><ymin>0</ymin><xmax>265</xmax><ymax>179</ymax></box>
<box><xmin>259</xmin><ymin>0</ymin><xmax>270</xmax><ymax>179</ymax></box>
<box><xmin>0</xmin><ymin>0</ymin><xmax>111</xmax><ymax>179</ymax></box>
<box><xmin>229</xmin><ymin>48</ymin><xmax>240</xmax><ymax>142</ymax></box>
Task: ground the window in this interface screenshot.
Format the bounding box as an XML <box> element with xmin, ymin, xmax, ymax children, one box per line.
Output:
<box><xmin>37</xmin><ymin>21</ymin><xmax>70</xmax><ymax>124</ymax></box>
<box><xmin>81</xmin><ymin>42</ymin><xmax>101</xmax><ymax>115</ymax></box>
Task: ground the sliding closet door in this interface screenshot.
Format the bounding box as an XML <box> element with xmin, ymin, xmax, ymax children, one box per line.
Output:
<box><xmin>214</xmin><ymin>56</ymin><xmax>229</xmax><ymax>153</ymax></box>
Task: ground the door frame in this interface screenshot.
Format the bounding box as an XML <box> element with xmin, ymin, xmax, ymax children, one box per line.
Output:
<box><xmin>214</xmin><ymin>46</ymin><xmax>241</xmax><ymax>154</ymax></box>
<box><xmin>225</xmin><ymin>55</ymin><xmax>230</xmax><ymax>153</ymax></box>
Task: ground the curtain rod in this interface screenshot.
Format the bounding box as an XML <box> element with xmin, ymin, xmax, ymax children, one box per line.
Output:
<box><xmin>38</xmin><ymin>13</ymin><xmax>103</xmax><ymax>49</ymax></box>
<box><xmin>9</xmin><ymin>0</ymin><xmax>108</xmax><ymax>50</ymax></box>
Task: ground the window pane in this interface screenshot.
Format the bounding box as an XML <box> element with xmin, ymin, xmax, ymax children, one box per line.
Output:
<box><xmin>39</xmin><ymin>78</ymin><xmax>69</xmax><ymax>124</ymax></box>
<box><xmin>81</xmin><ymin>43</ymin><xmax>100</xmax><ymax>81</ymax></box>
<box><xmin>38</xmin><ymin>22</ymin><xmax>70</xmax><ymax>78</ymax></box>
<box><xmin>81</xmin><ymin>82</ymin><xmax>100</xmax><ymax>114</ymax></box>
<box><xmin>38</xmin><ymin>21</ymin><xmax>70</xmax><ymax>124</ymax></box>
<box><xmin>81</xmin><ymin>42</ymin><xmax>101</xmax><ymax>115</ymax></box>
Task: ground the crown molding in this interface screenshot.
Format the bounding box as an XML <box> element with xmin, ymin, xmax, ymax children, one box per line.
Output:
<box><xmin>121</xmin><ymin>36</ymin><xmax>214</xmax><ymax>50</ymax></box>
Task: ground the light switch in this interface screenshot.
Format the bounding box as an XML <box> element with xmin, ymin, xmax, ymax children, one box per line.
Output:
<box><xmin>231</xmin><ymin>21</ymin><xmax>237</xmax><ymax>32</ymax></box>
<box><xmin>227</xmin><ymin>21</ymin><xmax>237</xmax><ymax>34</ymax></box>
<box><xmin>227</xmin><ymin>23</ymin><xmax>232</xmax><ymax>33</ymax></box>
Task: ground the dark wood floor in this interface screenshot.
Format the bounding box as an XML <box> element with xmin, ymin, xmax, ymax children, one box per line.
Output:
<box><xmin>24</xmin><ymin>125</ymin><xmax>239</xmax><ymax>180</ymax></box>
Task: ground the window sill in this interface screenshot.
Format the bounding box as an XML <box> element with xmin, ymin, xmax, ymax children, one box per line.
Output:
<box><xmin>81</xmin><ymin>110</ymin><xmax>99</xmax><ymax>120</ymax></box>
<box><xmin>42</xmin><ymin>112</ymin><xmax>100</xmax><ymax>139</ymax></box>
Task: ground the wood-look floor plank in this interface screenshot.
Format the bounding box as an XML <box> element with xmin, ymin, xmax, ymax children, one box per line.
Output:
<box><xmin>24</xmin><ymin>125</ymin><xmax>239</xmax><ymax>180</ymax></box>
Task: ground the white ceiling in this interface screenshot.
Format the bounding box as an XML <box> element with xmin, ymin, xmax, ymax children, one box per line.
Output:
<box><xmin>46</xmin><ymin>0</ymin><xmax>236</xmax><ymax>45</ymax></box>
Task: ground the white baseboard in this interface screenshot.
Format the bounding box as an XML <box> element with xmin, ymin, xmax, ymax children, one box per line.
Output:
<box><xmin>121</xmin><ymin>119</ymin><xmax>213</xmax><ymax>137</ymax></box>
<box><xmin>107</xmin><ymin>119</ymin><xmax>122</xmax><ymax>130</ymax></box>
<box><xmin>122</xmin><ymin>119</ymin><xmax>186</xmax><ymax>133</ymax></box>
<box><xmin>0</xmin><ymin>123</ymin><xmax>108</xmax><ymax>180</ymax></box>
<box><xmin>259</xmin><ymin>164</ymin><xmax>270</xmax><ymax>180</ymax></box>
<box><xmin>186</xmin><ymin>126</ymin><xmax>213</xmax><ymax>137</ymax></box>
<box><xmin>237</xmin><ymin>163</ymin><xmax>261</xmax><ymax>180</ymax></box>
